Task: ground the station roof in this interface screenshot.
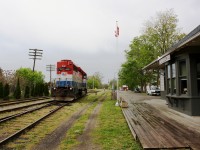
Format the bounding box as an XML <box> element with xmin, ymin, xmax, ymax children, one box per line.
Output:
<box><xmin>143</xmin><ymin>25</ymin><xmax>200</xmax><ymax>70</ymax></box>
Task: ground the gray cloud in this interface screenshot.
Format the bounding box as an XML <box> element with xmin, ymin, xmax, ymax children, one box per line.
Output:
<box><xmin>0</xmin><ymin>0</ymin><xmax>199</xmax><ymax>83</ymax></box>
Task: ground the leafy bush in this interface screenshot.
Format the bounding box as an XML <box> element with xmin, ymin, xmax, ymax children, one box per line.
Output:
<box><xmin>3</xmin><ymin>83</ymin><xmax>10</xmax><ymax>100</ymax></box>
<box><xmin>0</xmin><ymin>82</ymin><xmax>3</xmax><ymax>99</ymax></box>
<box><xmin>14</xmin><ymin>78</ymin><xmax>21</xmax><ymax>99</ymax></box>
<box><xmin>24</xmin><ymin>86</ymin><xmax>30</xmax><ymax>98</ymax></box>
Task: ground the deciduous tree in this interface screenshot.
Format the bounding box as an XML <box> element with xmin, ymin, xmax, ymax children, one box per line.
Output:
<box><xmin>144</xmin><ymin>9</ymin><xmax>185</xmax><ymax>55</ymax></box>
<box><xmin>87</xmin><ymin>72</ymin><xmax>103</xmax><ymax>89</ymax></box>
<box><xmin>119</xmin><ymin>9</ymin><xmax>185</xmax><ymax>91</ymax></box>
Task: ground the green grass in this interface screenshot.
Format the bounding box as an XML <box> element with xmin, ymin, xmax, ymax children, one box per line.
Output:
<box><xmin>60</xmin><ymin>91</ymin><xmax>142</xmax><ymax>150</ymax></box>
<box><xmin>60</xmin><ymin>95</ymin><xmax>99</xmax><ymax>149</ymax></box>
<box><xmin>92</xmin><ymin>92</ymin><xmax>142</xmax><ymax>150</ymax></box>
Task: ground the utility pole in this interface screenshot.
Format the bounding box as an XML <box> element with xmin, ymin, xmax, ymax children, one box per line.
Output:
<box><xmin>114</xmin><ymin>21</ymin><xmax>119</xmax><ymax>106</ymax></box>
<box><xmin>29</xmin><ymin>49</ymin><xmax>43</xmax><ymax>72</ymax></box>
<box><xmin>46</xmin><ymin>64</ymin><xmax>55</xmax><ymax>90</ymax></box>
<box><xmin>93</xmin><ymin>75</ymin><xmax>95</xmax><ymax>89</ymax></box>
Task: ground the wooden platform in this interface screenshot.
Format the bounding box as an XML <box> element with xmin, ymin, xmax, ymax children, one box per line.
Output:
<box><xmin>122</xmin><ymin>102</ymin><xmax>200</xmax><ymax>149</ymax></box>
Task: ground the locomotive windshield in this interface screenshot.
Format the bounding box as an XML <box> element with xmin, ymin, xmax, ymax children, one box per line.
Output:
<box><xmin>57</xmin><ymin>67</ymin><xmax>71</xmax><ymax>71</ymax></box>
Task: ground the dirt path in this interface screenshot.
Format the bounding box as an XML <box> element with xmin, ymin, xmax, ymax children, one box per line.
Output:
<box><xmin>72</xmin><ymin>101</ymin><xmax>102</xmax><ymax>150</ymax></box>
<box><xmin>32</xmin><ymin>102</ymin><xmax>93</xmax><ymax>150</ymax></box>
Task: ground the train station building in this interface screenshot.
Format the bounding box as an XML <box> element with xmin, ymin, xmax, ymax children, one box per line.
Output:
<box><xmin>143</xmin><ymin>25</ymin><xmax>200</xmax><ymax>116</ymax></box>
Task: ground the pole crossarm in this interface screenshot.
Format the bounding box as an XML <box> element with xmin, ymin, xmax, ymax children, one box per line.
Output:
<box><xmin>29</xmin><ymin>49</ymin><xmax>43</xmax><ymax>72</ymax></box>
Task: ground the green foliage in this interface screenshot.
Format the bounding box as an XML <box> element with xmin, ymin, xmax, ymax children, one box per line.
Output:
<box><xmin>34</xmin><ymin>83</ymin><xmax>39</xmax><ymax>97</ymax></box>
<box><xmin>0</xmin><ymin>82</ymin><xmax>3</xmax><ymax>99</ymax></box>
<box><xmin>43</xmin><ymin>83</ymin><xmax>49</xmax><ymax>96</ymax></box>
<box><xmin>15</xmin><ymin>68</ymin><xmax>45</xmax><ymax>97</ymax></box>
<box><xmin>87</xmin><ymin>72</ymin><xmax>103</xmax><ymax>89</ymax></box>
<box><xmin>24</xmin><ymin>86</ymin><xmax>30</xmax><ymax>98</ymax></box>
<box><xmin>16</xmin><ymin>68</ymin><xmax>44</xmax><ymax>87</ymax></box>
<box><xmin>144</xmin><ymin>9</ymin><xmax>186</xmax><ymax>55</ymax></box>
<box><xmin>33</xmin><ymin>82</ymin><xmax>44</xmax><ymax>97</ymax></box>
<box><xmin>109</xmin><ymin>79</ymin><xmax>117</xmax><ymax>90</ymax></box>
<box><xmin>119</xmin><ymin>9</ymin><xmax>185</xmax><ymax>90</ymax></box>
<box><xmin>14</xmin><ymin>78</ymin><xmax>21</xmax><ymax>99</ymax></box>
<box><xmin>3</xmin><ymin>83</ymin><xmax>10</xmax><ymax>100</ymax></box>
<box><xmin>119</xmin><ymin>36</ymin><xmax>154</xmax><ymax>91</ymax></box>
<box><xmin>38</xmin><ymin>83</ymin><xmax>44</xmax><ymax>96</ymax></box>
<box><xmin>102</xmin><ymin>84</ymin><xmax>109</xmax><ymax>89</ymax></box>
<box><xmin>31</xmin><ymin>84</ymin><xmax>35</xmax><ymax>97</ymax></box>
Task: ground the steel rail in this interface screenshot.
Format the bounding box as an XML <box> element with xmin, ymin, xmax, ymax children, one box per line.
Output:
<box><xmin>0</xmin><ymin>100</ymin><xmax>54</xmax><ymax>113</ymax></box>
<box><xmin>0</xmin><ymin>102</ymin><xmax>54</xmax><ymax>123</ymax></box>
<box><xmin>0</xmin><ymin>97</ymin><xmax>50</xmax><ymax>107</ymax></box>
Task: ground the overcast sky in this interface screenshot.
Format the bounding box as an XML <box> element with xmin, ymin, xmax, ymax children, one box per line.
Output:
<box><xmin>0</xmin><ymin>0</ymin><xmax>199</xmax><ymax>83</ymax></box>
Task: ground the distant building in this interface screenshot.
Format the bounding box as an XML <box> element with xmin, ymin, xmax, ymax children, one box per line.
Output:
<box><xmin>143</xmin><ymin>25</ymin><xmax>200</xmax><ymax>116</ymax></box>
<box><xmin>122</xmin><ymin>85</ymin><xmax>128</xmax><ymax>91</ymax></box>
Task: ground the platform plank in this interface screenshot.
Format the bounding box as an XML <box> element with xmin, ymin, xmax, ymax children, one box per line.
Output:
<box><xmin>121</xmin><ymin>102</ymin><xmax>200</xmax><ymax>149</ymax></box>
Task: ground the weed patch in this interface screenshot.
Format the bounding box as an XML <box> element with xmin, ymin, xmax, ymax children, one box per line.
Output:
<box><xmin>60</xmin><ymin>100</ymin><xmax>98</xmax><ymax>149</ymax></box>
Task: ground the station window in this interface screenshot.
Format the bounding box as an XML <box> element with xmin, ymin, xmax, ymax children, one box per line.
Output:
<box><xmin>167</xmin><ymin>65</ymin><xmax>171</xmax><ymax>93</ymax></box>
<box><xmin>197</xmin><ymin>61</ymin><xmax>200</xmax><ymax>95</ymax></box>
<box><xmin>171</xmin><ymin>63</ymin><xmax>176</xmax><ymax>94</ymax></box>
<box><xmin>180</xmin><ymin>61</ymin><xmax>186</xmax><ymax>76</ymax></box>
<box><xmin>179</xmin><ymin>60</ymin><xmax>187</xmax><ymax>94</ymax></box>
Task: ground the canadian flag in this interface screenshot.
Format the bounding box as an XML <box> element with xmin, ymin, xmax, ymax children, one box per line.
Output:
<box><xmin>115</xmin><ymin>25</ymin><xmax>119</xmax><ymax>37</ymax></box>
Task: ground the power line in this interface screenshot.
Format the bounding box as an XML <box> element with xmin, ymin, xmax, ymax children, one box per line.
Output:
<box><xmin>29</xmin><ymin>49</ymin><xmax>43</xmax><ymax>72</ymax></box>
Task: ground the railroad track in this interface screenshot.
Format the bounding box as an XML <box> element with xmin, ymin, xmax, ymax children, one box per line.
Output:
<box><xmin>0</xmin><ymin>102</ymin><xmax>69</xmax><ymax>148</ymax></box>
<box><xmin>0</xmin><ymin>93</ymin><xmax>105</xmax><ymax>149</ymax></box>
<box><xmin>0</xmin><ymin>99</ymin><xmax>54</xmax><ymax>113</ymax></box>
<box><xmin>32</xmin><ymin>93</ymin><xmax>106</xmax><ymax>150</ymax></box>
<box><xmin>0</xmin><ymin>102</ymin><xmax>54</xmax><ymax>123</ymax></box>
<box><xmin>0</xmin><ymin>97</ymin><xmax>50</xmax><ymax>107</ymax></box>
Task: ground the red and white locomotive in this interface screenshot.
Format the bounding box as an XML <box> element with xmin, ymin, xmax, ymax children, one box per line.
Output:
<box><xmin>52</xmin><ymin>59</ymin><xmax>87</xmax><ymax>101</ymax></box>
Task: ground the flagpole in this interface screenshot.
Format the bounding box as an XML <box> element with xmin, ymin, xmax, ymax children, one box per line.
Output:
<box><xmin>115</xmin><ymin>21</ymin><xmax>119</xmax><ymax>106</ymax></box>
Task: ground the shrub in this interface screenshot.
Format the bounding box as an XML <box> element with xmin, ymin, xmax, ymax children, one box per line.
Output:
<box><xmin>3</xmin><ymin>83</ymin><xmax>10</xmax><ymax>100</ymax></box>
<box><xmin>14</xmin><ymin>78</ymin><xmax>21</xmax><ymax>99</ymax></box>
<box><xmin>0</xmin><ymin>82</ymin><xmax>3</xmax><ymax>99</ymax></box>
<box><xmin>24</xmin><ymin>86</ymin><xmax>30</xmax><ymax>98</ymax></box>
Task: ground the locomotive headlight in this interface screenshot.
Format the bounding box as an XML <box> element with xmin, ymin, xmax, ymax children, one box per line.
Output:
<box><xmin>70</xmin><ymin>87</ymin><xmax>73</xmax><ymax>90</ymax></box>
